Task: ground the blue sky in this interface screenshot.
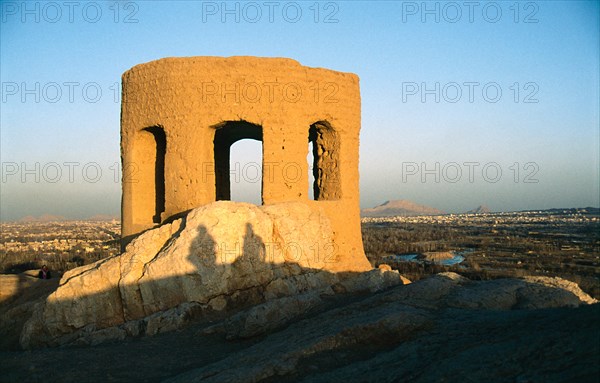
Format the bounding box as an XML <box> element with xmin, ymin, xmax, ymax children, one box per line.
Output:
<box><xmin>1</xmin><ymin>0</ymin><xmax>599</xmax><ymax>220</ymax></box>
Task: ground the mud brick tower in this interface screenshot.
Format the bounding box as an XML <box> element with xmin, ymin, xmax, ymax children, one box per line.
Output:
<box><xmin>120</xmin><ymin>56</ymin><xmax>369</xmax><ymax>271</ymax></box>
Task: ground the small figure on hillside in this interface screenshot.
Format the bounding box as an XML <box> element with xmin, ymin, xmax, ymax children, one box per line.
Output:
<box><xmin>38</xmin><ymin>265</ymin><xmax>52</xmax><ymax>279</ymax></box>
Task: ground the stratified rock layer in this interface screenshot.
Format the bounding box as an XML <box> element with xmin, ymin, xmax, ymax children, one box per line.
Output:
<box><xmin>2</xmin><ymin>272</ymin><xmax>597</xmax><ymax>382</ymax></box>
<box><xmin>167</xmin><ymin>272</ymin><xmax>598</xmax><ymax>383</ymax></box>
<box><xmin>20</xmin><ymin>202</ymin><xmax>402</xmax><ymax>348</ymax></box>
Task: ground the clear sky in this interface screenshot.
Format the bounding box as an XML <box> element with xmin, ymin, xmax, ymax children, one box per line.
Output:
<box><xmin>1</xmin><ymin>0</ymin><xmax>599</xmax><ymax>220</ymax></box>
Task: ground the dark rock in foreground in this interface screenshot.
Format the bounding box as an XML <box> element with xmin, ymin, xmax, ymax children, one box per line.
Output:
<box><xmin>167</xmin><ymin>272</ymin><xmax>598</xmax><ymax>382</ymax></box>
<box><xmin>2</xmin><ymin>272</ymin><xmax>597</xmax><ymax>382</ymax></box>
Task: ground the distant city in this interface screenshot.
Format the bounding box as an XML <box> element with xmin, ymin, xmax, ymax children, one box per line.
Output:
<box><xmin>361</xmin><ymin>206</ymin><xmax>600</xmax><ymax>298</ymax></box>
<box><xmin>0</xmin><ymin>220</ymin><xmax>120</xmax><ymax>273</ymax></box>
<box><xmin>1</xmin><ymin>203</ymin><xmax>597</xmax><ymax>275</ymax></box>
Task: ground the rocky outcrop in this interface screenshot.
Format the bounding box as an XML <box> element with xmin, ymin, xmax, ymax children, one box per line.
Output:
<box><xmin>0</xmin><ymin>272</ymin><xmax>59</xmax><ymax>350</ymax></box>
<box><xmin>2</xmin><ymin>272</ymin><xmax>597</xmax><ymax>381</ymax></box>
<box><xmin>417</xmin><ymin>251</ymin><xmax>454</xmax><ymax>262</ymax></box>
<box><xmin>19</xmin><ymin>202</ymin><xmax>404</xmax><ymax>348</ymax></box>
<box><xmin>166</xmin><ymin>273</ymin><xmax>598</xmax><ymax>383</ymax></box>
<box><xmin>1</xmin><ymin>274</ymin><xmax>35</xmax><ymax>304</ymax></box>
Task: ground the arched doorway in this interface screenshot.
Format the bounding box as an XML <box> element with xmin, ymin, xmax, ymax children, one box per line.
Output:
<box><xmin>142</xmin><ymin>126</ymin><xmax>166</xmax><ymax>224</ymax></box>
<box><xmin>213</xmin><ymin>121</ymin><xmax>263</xmax><ymax>204</ymax></box>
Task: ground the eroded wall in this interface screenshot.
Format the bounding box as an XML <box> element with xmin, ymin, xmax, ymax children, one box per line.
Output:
<box><xmin>121</xmin><ymin>56</ymin><xmax>369</xmax><ymax>271</ymax></box>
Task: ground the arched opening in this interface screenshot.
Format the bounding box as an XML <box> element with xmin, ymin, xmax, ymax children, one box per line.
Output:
<box><xmin>214</xmin><ymin>121</ymin><xmax>263</xmax><ymax>204</ymax></box>
<box><xmin>230</xmin><ymin>139</ymin><xmax>262</xmax><ymax>204</ymax></box>
<box><xmin>142</xmin><ymin>126</ymin><xmax>166</xmax><ymax>224</ymax></box>
<box><xmin>308</xmin><ymin>121</ymin><xmax>341</xmax><ymax>200</ymax></box>
<box><xmin>307</xmin><ymin>140</ymin><xmax>315</xmax><ymax>200</ymax></box>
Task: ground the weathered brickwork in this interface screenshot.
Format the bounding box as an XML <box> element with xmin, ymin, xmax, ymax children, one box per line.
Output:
<box><xmin>121</xmin><ymin>56</ymin><xmax>369</xmax><ymax>271</ymax></box>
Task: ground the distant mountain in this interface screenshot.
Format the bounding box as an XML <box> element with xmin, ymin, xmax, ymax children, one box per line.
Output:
<box><xmin>361</xmin><ymin>200</ymin><xmax>445</xmax><ymax>217</ymax></box>
<box><xmin>19</xmin><ymin>214</ymin><xmax>67</xmax><ymax>222</ymax></box>
<box><xmin>465</xmin><ymin>205</ymin><xmax>491</xmax><ymax>214</ymax></box>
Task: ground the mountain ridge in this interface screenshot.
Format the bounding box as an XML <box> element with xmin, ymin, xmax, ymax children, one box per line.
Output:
<box><xmin>361</xmin><ymin>199</ymin><xmax>445</xmax><ymax>217</ymax></box>
<box><xmin>465</xmin><ymin>205</ymin><xmax>492</xmax><ymax>214</ymax></box>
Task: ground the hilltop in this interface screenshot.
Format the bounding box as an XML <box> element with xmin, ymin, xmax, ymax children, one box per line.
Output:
<box><xmin>465</xmin><ymin>205</ymin><xmax>492</xmax><ymax>214</ymax></box>
<box><xmin>361</xmin><ymin>200</ymin><xmax>445</xmax><ymax>217</ymax></box>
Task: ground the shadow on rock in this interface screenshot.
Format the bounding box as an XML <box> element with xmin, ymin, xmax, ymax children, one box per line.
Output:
<box><xmin>12</xmin><ymin>202</ymin><xmax>402</xmax><ymax>349</ymax></box>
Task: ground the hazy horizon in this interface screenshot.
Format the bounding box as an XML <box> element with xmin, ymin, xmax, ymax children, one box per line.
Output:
<box><xmin>2</xmin><ymin>1</ymin><xmax>599</xmax><ymax>220</ymax></box>
<box><xmin>2</xmin><ymin>202</ymin><xmax>599</xmax><ymax>223</ymax></box>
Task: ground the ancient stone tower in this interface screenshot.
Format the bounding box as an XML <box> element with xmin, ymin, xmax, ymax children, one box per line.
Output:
<box><xmin>120</xmin><ymin>56</ymin><xmax>370</xmax><ymax>271</ymax></box>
